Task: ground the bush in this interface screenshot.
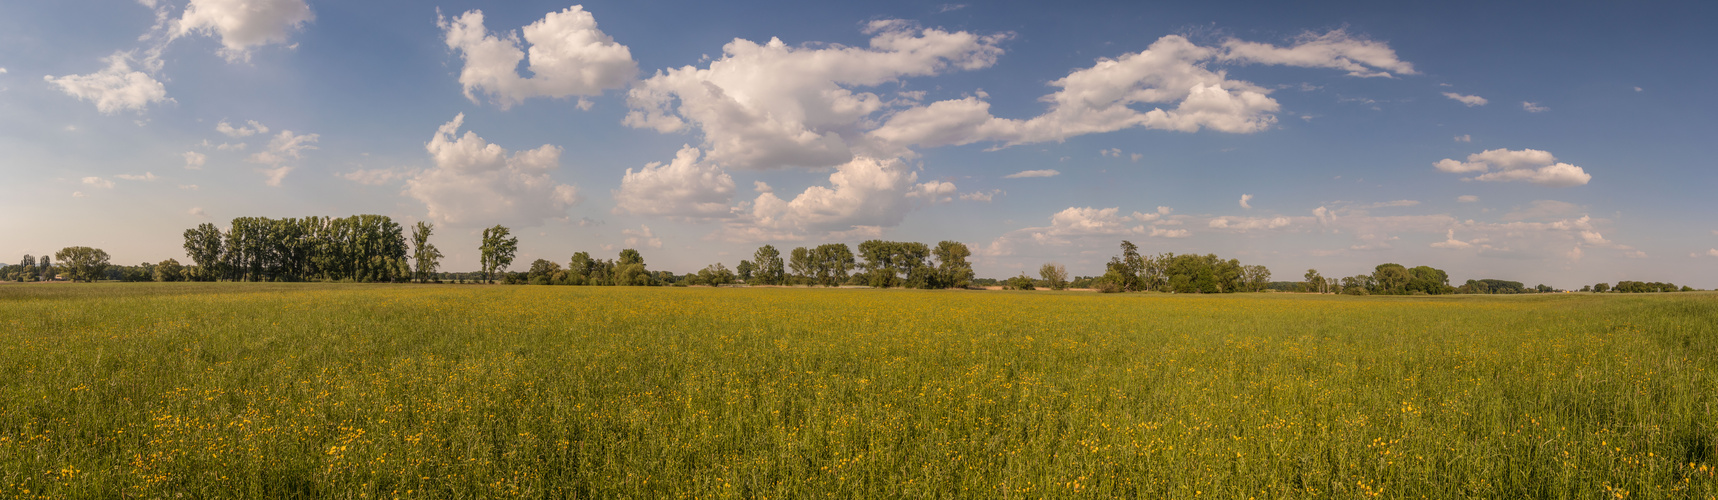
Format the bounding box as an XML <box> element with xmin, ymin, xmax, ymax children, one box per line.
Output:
<box><xmin>1096</xmin><ymin>282</ymin><xmax>1123</xmax><ymax>293</ymax></box>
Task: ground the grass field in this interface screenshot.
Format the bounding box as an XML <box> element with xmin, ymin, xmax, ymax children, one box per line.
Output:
<box><xmin>1</xmin><ymin>284</ymin><xmax>1714</xmax><ymax>498</ymax></box>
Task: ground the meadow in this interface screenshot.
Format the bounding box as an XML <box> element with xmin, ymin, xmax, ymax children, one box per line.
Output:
<box><xmin>1</xmin><ymin>284</ymin><xmax>1714</xmax><ymax>498</ymax></box>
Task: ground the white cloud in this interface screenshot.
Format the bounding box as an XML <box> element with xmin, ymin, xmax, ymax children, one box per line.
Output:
<box><xmin>1130</xmin><ymin>153</ymin><xmax>1143</xmax><ymax>162</ymax></box>
<box><xmin>1433</xmin><ymin>148</ymin><xmax>1591</xmax><ymax>187</ymax></box>
<box><xmin>1457</xmin><ymin>195</ymin><xmax>1479</xmax><ymax>203</ymax></box>
<box><xmin>216</xmin><ymin>120</ymin><xmax>268</xmax><ymax>137</ymax></box>
<box><xmin>981</xmin><ymin>206</ymin><xmax>1179</xmax><ymax>256</ymax></box>
<box><xmin>72</xmin><ymin>191</ymin><xmax>86</xmax><ymax>198</ymax></box>
<box><xmin>44</xmin><ymin>52</ymin><xmax>170</xmax><ymax>114</ymax></box>
<box><xmin>872</xmin><ymin>30</ymin><xmax>1412</xmax><ymax>152</ymax></box>
<box><xmin>338</xmin><ymin>168</ymin><xmax>409</xmax><ymax>186</ymax></box>
<box><xmin>1429</xmin><ymin>229</ymin><xmax>1472</xmax><ymax>249</ymax></box>
<box><xmin>719</xmin><ymin>155</ymin><xmax>953</xmax><ymax>241</ymax></box>
<box><xmin>215</xmin><ymin>142</ymin><xmax>246</xmax><ymax>151</ymax></box>
<box><xmin>1441</xmin><ymin>92</ymin><xmax>1488</xmax><ymax>106</ymax></box>
<box><xmin>439</xmin><ymin>6</ymin><xmax>637</xmax><ymax>109</ymax></box>
<box><xmin>183</xmin><ymin>151</ymin><xmax>207</xmax><ymax>169</ymax></box>
<box><xmin>1239</xmin><ymin>193</ymin><xmax>1252</xmax><ymax>209</ymax></box>
<box><xmin>1208</xmin><ymin>215</ymin><xmax>1295</xmax><ymax>231</ymax></box>
<box><xmin>1216</xmin><ymin>29</ymin><xmax>1415</xmax><ymax>78</ymax></box>
<box><xmin>1455</xmin><ymin>134</ymin><xmax>1471</xmax><ymax>142</ymax></box>
<box><xmin>82</xmin><ymin>177</ymin><xmax>114</xmax><ymax>189</ymax></box>
<box><xmin>405</xmin><ymin>114</ymin><xmax>580</xmax><ymax>227</ymax></box>
<box><xmin>1003</xmin><ymin>169</ymin><xmax>1059</xmax><ymax>178</ymax></box>
<box><xmin>613</xmin><ymin>145</ymin><xmax>737</xmax><ymax>218</ymax></box>
<box><xmin>179</xmin><ymin>184</ymin><xmax>199</xmax><ymax>190</ymax></box>
<box><xmin>1149</xmin><ymin>227</ymin><xmax>1190</xmax><ymax>238</ymax></box>
<box><xmin>1522</xmin><ymin>101</ymin><xmax>1549</xmax><ymax>113</ymax></box>
<box><xmin>116</xmin><ymin>172</ymin><xmax>158</xmax><ymax>181</ymax></box>
<box><xmin>173</xmin><ymin>0</ymin><xmax>314</xmax><ymax>62</ymax></box>
<box><xmin>625</xmin><ymin>20</ymin><xmax>1007</xmax><ymax>169</ymax></box>
<box><xmin>1707</xmin><ymin>249</ymin><xmax>1718</xmax><ymax>258</ymax></box>
<box><xmin>959</xmin><ymin>189</ymin><xmax>1002</xmax><ymax>202</ymax></box>
<box><xmin>1367</xmin><ymin>199</ymin><xmax>1419</xmax><ymax>208</ymax></box>
<box><xmin>622</xmin><ymin>225</ymin><xmax>663</xmax><ymax>249</ymax></box>
<box><xmin>247</xmin><ymin>130</ymin><xmax>318</xmax><ymax>186</ymax></box>
<box><xmin>1634</xmin><ymin>86</ymin><xmax>1643</xmax><ymax>92</ymax></box>
<box><xmin>189</xmin><ymin>207</ymin><xmax>208</xmax><ymax>218</ymax></box>
<box><xmin>0</xmin><ymin>67</ymin><xmax>7</xmax><ymax>74</ymax></box>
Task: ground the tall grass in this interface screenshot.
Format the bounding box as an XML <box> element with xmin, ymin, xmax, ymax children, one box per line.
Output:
<box><xmin>1</xmin><ymin>284</ymin><xmax>1713</xmax><ymax>498</ymax></box>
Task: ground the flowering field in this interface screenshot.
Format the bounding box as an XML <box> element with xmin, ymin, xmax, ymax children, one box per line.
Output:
<box><xmin>1</xmin><ymin>284</ymin><xmax>1714</xmax><ymax>498</ymax></box>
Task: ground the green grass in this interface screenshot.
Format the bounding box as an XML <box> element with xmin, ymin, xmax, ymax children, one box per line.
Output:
<box><xmin>1</xmin><ymin>283</ymin><xmax>1714</xmax><ymax>498</ymax></box>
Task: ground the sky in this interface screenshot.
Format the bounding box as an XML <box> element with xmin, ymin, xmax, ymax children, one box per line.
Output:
<box><xmin>2</xmin><ymin>0</ymin><xmax>1715</xmax><ymax>288</ymax></box>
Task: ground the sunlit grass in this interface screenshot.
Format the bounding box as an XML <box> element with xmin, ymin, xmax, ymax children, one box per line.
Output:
<box><xmin>1</xmin><ymin>284</ymin><xmax>1714</xmax><ymax>498</ymax></box>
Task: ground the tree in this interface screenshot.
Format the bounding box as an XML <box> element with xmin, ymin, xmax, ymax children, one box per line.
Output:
<box><xmin>182</xmin><ymin>223</ymin><xmax>225</xmax><ymax>280</ymax></box>
<box><xmin>788</xmin><ymin>247</ymin><xmax>813</xmax><ymax>284</ymax></box>
<box><xmin>411</xmin><ymin>221</ymin><xmax>443</xmax><ymax>283</ymax></box>
<box><xmin>1109</xmin><ymin>241</ymin><xmax>1145</xmax><ymax>291</ymax></box>
<box><xmin>1304</xmin><ymin>269</ymin><xmax>1325</xmax><ymax>293</ymax></box>
<box><xmin>1593</xmin><ymin>282</ymin><xmax>1610</xmax><ymax>293</ymax></box>
<box><xmin>1406</xmin><ymin>266</ymin><xmax>1454</xmax><ymax>295</ymax></box>
<box><xmin>54</xmin><ymin>247</ymin><xmax>110</xmax><ymax>282</ymax></box>
<box><xmin>619</xmin><ymin>248</ymin><xmax>644</xmax><ymax>267</ymax></box>
<box><xmin>697</xmin><ymin>263</ymin><xmax>734</xmax><ymax>286</ymax></box>
<box><xmin>527</xmin><ymin>259</ymin><xmax>562</xmax><ymax>285</ymax></box>
<box><xmin>479</xmin><ymin>225</ymin><xmax>518</xmax><ymax>283</ymax></box>
<box><xmin>932</xmin><ymin>241</ymin><xmax>975</xmax><ymax>289</ymax></box>
<box><xmin>38</xmin><ymin>255</ymin><xmax>53</xmax><ymax>281</ymax></box>
<box><xmin>17</xmin><ymin>255</ymin><xmax>37</xmax><ymax>282</ymax></box>
<box><xmin>1039</xmin><ymin>263</ymin><xmax>1068</xmax><ymax>290</ymax></box>
<box><xmin>736</xmin><ymin>260</ymin><xmax>755</xmax><ymax>282</ymax></box>
<box><xmin>1371</xmin><ymin>264</ymin><xmax>1410</xmax><ymax>295</ymax></box>
<box><xmin>1004</xmin><ymin>273</ymin><xmax>1036</xmax><ymax>290</ymax></box>
<box><xmin>810</xmin><ymin>244</ymin><xmax>855</xmax><ymax>287</ymax></box>
<box><xmin>1241</xmin><ymin>265</ymin><xmax>1272</xmax><ymax>292</ymax></box>
<box><xmin>753</xmin><ymin>245</ymin><xmax>785</xmax><ymax>285</ymax></box>
<box><xmin>154</xmin><ymin>258</ymin><xmax>185</xmax><ymax>282</ymax></box>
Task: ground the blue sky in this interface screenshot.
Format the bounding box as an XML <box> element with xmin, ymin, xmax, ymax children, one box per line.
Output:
<box><xmin>3</xmin><ymin>0</ymin><xmax>1715</xmax><ymax>287</ymax></box>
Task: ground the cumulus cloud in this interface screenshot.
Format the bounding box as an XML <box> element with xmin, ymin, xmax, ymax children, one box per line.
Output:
<box><xmin>246</xmin><ymin>130</ymin><xmax>318</xmax><ymax>186</ymax></box>
<box><xmin>1433</xmin><ymin>148</ymin><xmax>1591</xmax><ymax>187</ymax></box>
<box><xmin>1239</xmin><ymin>193</ymin><xmax>1253</xmax><ymax>209</ymax></box>
<box><xmin>1455</xmin><ymin>134</ymin><xmax>1471</xmax><ymax>142</ymax></box>
<box><xmin>1441</xmin><ymin>92</ymin><xmax>1488</xmax><ymax>106</ymax></box>
<box><xmin>44</xmin><ymin>52</ymin><xmax>171</xmax><ymax>114</ymax></box>
<box><xmin>172</xmin><ymin>0</ymin><xmax>314</xmax><ymax>62</ymax></box>
<box><xmin>406</xmin><ymin>114</ymin><xmax>580</xmax><ymax>227</ymax></box>
<box><xmin>871</xmin><ymin>29</ymin><xmax>1412</xmax><ymax>153</ymax></box>
<box><xmin>183</xmin><ymin>151</ymin><xmax>207</xmax><ymax>169</ymax></box>
<box><xmin>1004</xmin><ymin>169</ymin><xmax>1060</xmax><ymax>179</ymax></box>
<box><xmin>116</xmin><ymin>172</ymin><xmax>158</xmax><ymax>181</ymax></box>
<box><xmin>1522</xmin><ymin>101</ymin><xmax>1549</xmax><ymax>113</ymax></box>
<box><xmin>717</xmin><ymin>155</ymin><xmax>956</xmax><ymax>241</ymax></box>
<box><xmin>1367</xmin><ymin>199</ymin><xmax>1419</xmax><ymax>208</ymax></box>
<box><xmin>625</xmin><ymin>20</ymin><xmax>1008</xmax><ymax>169</ymax></box>
<box><xmin>622</xmin><ymin>225</ymin><xmax>663</xmax><ymax>249</ymax></box>
<box><xmin>439</xmin><ymin>6</ymin><xmax>637</xmax><ymax>109</ymax></box>
<box><xmin>216</xmin><ymin>120</ymin><xmax>268</xmax><ymax>137</ymax></box>
<box><xmin>82</xmin><ymin>177</ymin><xmax>115</xmax><ymax>189</ymax></box>
<box><xmin>613</xmin><ymin>145</ymin><xmax>737</xmax><ymax>218</ymax></box>
<box><xmin>1457</xmin><ymin>195</ymin><xmax>1479</xmax><ymax>203</ymax></box>
<box><xmin>189</xmin><ymin>207</ymin><xmax>208</xmax><ymax>217</ymax></box>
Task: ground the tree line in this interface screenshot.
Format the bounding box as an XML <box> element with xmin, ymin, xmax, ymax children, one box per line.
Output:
<box><xmin>515</xmin><ymin>240</ymin><xmax>975</xmax><ymax>289</ymax></box>
<box><xmin>4</xmin><ymin>221</ymin><xmax>1705</xmax><ymax>293</ymax></box>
